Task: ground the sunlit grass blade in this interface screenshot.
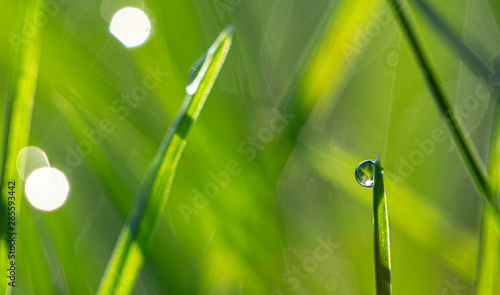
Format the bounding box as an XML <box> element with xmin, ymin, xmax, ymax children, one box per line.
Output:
<box><xmin>384</xmin><ymin>0</ymin><xmax>500</xmax><ymax>227</ymax></box>
<box><xmin>371</xmin><ymin>155</ymin><xmax>392</xmax><ymax>295</ymax></box>
<box><xmin>97</xmin><ymin>25</ymin><xmax>234</xmax><ymax>295</ymax></box>
<box><xmin>0</xmin><ymin>0</ymin><xmax>43</xmax><ymax>293</ymax></box>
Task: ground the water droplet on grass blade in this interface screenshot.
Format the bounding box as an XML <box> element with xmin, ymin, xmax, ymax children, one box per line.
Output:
<box><xmin>186</xmin><ymin>51</ymin><xmax>209</xmax><ymax>96</ymax></box>
<box><xmin>185</xmin><ymin>25</ymin><xmax>234</xmax><ymax>96</ymax></box>
<box><xmin>355</xmin><ymin>160</ymin><xmax>375</xmax><ymax>187</ymax></box>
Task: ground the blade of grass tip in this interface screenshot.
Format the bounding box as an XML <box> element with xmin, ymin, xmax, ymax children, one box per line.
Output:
<box><xmin>384</xmin><ymin>0</ymin><xmax>500</xmax><ymax>227</ymax></box>
<box><xmin>372</xmin><ymin>155</ymin><xmax>392</xmax><ymax>295</ymax></box>
<box><xmin>0</xmin><ymin>0</ymin><xmax>43</xmax><ymax>294</ymax></box>
<box><xmin>97</xmin><ymin>25</ymin><xmax>234</xmax><ymax>295</ymax></box>
<box><xmin>410</xmin><ymin>0</ymin><xmax>495</xmax><ymax>87</ymax></box>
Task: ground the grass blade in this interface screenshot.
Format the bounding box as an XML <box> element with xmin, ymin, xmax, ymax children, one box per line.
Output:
<box><xmin>372</xmin><ymin>155</ymin><xmax>392</xmax><ymax>295</ymax></box>
<box><xmin>97</xmin><ymin>25</ymin><xmax>234</xmax><ymax>295</ymax></box>
<box><xmin>476</xmin><ymin>208</ymin><xmax>500</xmax><ymax>294</ymax></box>
<box><xmin>0</xmin><ymin>0</ymin><xmax>43</xmax><ymax>293</ymax></box>
<box><xmin>476</xmin><ymin>102</ymin><xmax>500</xmax><ymax>294</ymax></box>
<box><xmin>384</xmin><ymin>0</ymin><xmax>500</xmax><ymax>227</ymax></box>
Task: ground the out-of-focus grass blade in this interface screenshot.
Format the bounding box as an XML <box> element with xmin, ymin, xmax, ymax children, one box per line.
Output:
<box><xmin>0</xmin><ymin>0</ymin><xmax>43</xmax><ymax>294</ymax></box>
<box><xmin>372</xmin><ymin>155</ymin><xmax>392</xmax><ymax>295</ymax></box>
<box><xmin>476</xmin><ymin>208</ymin><xmax>500</xmax><ymax>294</ymax></box>
<box><xmin>97</xmin><ymin>25</ymin><xmax>234</xmax><ymax>295</ymax></box>
<box><xmin>476</xmin><ymin>102</ymin><xmax>500</xmax><ymax>294</ymax></box>
<box><xmin>385</xmin><ymin>0</ymin><xmax>500</xmax><ymax>227</ymax></box>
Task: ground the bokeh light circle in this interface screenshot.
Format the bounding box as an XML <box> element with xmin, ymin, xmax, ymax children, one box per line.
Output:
<box><xmin>110</xmin><ymin>7</ymin><xmax>151</xmax><ymax>48</ymax></box>
<box><xmin>25</xmin><ymin>167</ymin><xmax>70</xmax><ymax>211</ymax></box>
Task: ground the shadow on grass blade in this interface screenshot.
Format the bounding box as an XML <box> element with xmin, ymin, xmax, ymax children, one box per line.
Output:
<box><xmin>97</xmin><ymin>25</ymin><xmax>234</xmax><ymax>295</ymax></box>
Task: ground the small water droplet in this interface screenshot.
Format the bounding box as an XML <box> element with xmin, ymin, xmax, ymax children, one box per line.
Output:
<box><xmin>355</xmin><ymin>160</ymin><xmax>375</xmax><ymax>187</ymax></box>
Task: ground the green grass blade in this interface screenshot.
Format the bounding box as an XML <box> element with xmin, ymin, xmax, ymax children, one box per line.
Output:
<box><xmin>97</xmin><ymin>25</ymin><xmax>234</xmax><ymax>295</ymax></box>
<box><xmin>385</xmin><ymin>0</ymin><xmax>500</xmax><ymax>227</ymax></box>
<box><xmin>0</xmin><ymin>0</ymin><xmax>43</xmax><ymax>293</ymax></box>
<box><xmin>372</xmin><ymin>155</ymin><xmax>392</xmax><ymax>295</ymax></box>
<box><xmin>476</xmin><ymin>102</ymin><xmax>500</xmax><ymax>294</ymax></box>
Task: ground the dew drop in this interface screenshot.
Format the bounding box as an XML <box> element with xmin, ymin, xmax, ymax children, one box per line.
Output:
<box><xmin>186</xmin><ymin>52</ymin><xmax>208</xmax><ymax>96</ymax></box>
<box><xmin>355</xmin><ymin>160</ymin><xmax>375</xmax><ymax>187</ymax></box>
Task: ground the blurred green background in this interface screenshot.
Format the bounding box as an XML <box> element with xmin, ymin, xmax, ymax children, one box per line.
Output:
<box><xmin>1</xmin><ymin>0</ymin><xmax>500</xmax><ymax>293</ymax></box>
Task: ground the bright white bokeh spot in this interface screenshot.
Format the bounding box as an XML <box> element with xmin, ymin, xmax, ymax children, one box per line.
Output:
<box><xmin>110</xmin><ymin>7</ymin><xmax>151</xmax><ymax>48</ymax></box>
<box><xmin>25</xmin><ymin>168</ymin><xmax>70</xmax><ymax>211</ymax></box>
<box><xmin>16</xmin><ymin>146</ymin><xmax>50</xmax><ymax>180</ymax></box>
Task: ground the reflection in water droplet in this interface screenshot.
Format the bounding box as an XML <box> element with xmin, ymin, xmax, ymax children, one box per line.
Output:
<box><xmin>355</xmin><ymin>160</ymin><xmax>375</xmax><ymax>187</ymax></box>
<box><xmin>25</xmin><ymin>167</ymin><xmax>70</xmax><ymax>211</ymax></box>
<box><xmin>110</xmin><ymin>7</ymin><xmax>151</xmax><ymax>48</ymax></box>
<box><xmin>16</xmin><ymin>146</ymin><xmax>51</xmax><ymax>180</ymax></box>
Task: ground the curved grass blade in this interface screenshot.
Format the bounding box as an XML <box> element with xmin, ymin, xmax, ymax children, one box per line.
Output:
<box><xmin>97</xmin><ymin>25</ymin><xmax>234</xmax><ymax>295</ymax></box>
<box><xmin>372</xmin><ymin>155</ymin><xmax>392</xmax><ymax>295</ymax></box>
<box><xmin>384</xmin><ymin>0</ymin><xmax>500</xmax><ymax>228</ymax></box>
<box><xmin>0</xmin><ymin>0</ymin><xmax>43</xmax><ymax>294</ymax></box>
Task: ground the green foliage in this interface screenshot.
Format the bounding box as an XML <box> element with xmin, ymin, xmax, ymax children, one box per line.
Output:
<box><xmin>1</xmin><ymin>0</ymin><xmax>499</xmax><ymax>294</ymax></box>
